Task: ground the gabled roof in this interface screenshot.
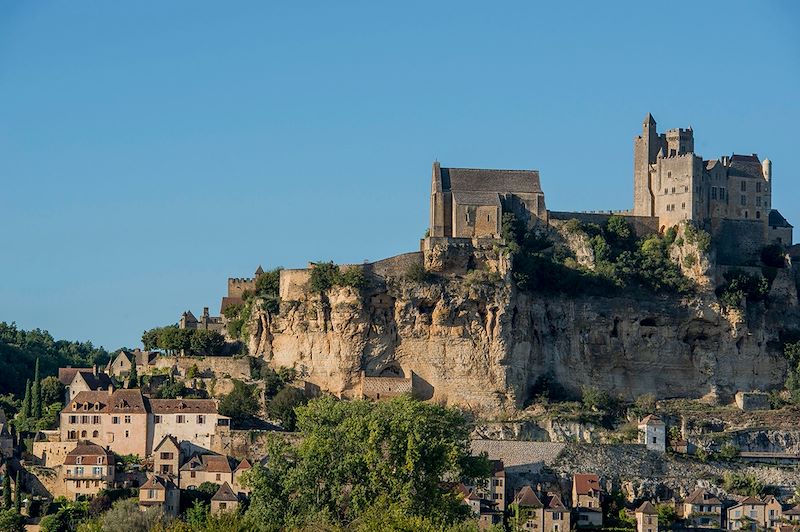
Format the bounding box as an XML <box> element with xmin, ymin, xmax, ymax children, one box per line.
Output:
<box><xmin>437</xmin><ymin>164</ymin><xmax>542</xmax><ymax>195</ymax></box>
<box><xmin>74</xmin><ymin>371</ymin><xmax>113</xmax><ymax>391</ymax></box>
<box><xmin>544</xmin><ymin>493</ymin><xmax>567</xmax><ymax>511</ymax></box>
<box><xmin>149</xmin><ymin>399</ymin><xmax>219</xmax><ymax>414</ymax></box>
<box><xmin>514</xmin><ymin>485</ymin><xmax>543</xmax><ymax>508</ymax></box>
<box><xmin>639</xmin><ymin>414</ymin><xmax>665</xmax><ymax>426</ymax></box>
<box><xmin>731</xmin><ymin>496</ymin><xmax>765</xmax><ymax>507</ymax></box>
<box><xmin>729</xmin><ymin>154</ymin><xmax>764</xmax><ymax>179</ymax></box>
<box><xmin>153</xmin><ymin>434</ymin><xmax>180</xmax><ymax>454</ymax></box>
<box><xmin>140</xmin><ymin>475</ymin><xmax>176</xmax><ymax>491</ymax></box>
<box><xmin>683</xmin><ymin>488</ymin><xmax>721</xmax><ymax>506</ymax></box>
<box><xmin>573</xmin><ymin>474</ymin><xmax>601</xmax><ymax>495</ymax></box>
<box><xmin>489</xmin><ymin>460</ymin><xmax>505</xmax><ymax>477</ymax></box>
<box><xmin>769</xmin><ymin>209</ymin><xmax>793</xmax><ymax>229</ymax></box>
<box><xmin>212</xmin><ymin>482</ymin><xmax>238</xmax><ymax>502</ymax></box>
<box><xmin>234</xmin><ymin>459</ymin><xmax>252</xmax><ymax>472</ymax></box>
<box><xmin>63</xmin><ymin>390</ymin><xmax>147</xmax><ymax>414</ymax></box>
<box><xmin>783</xmin><ymin>504</ymin><xmax>800</xmax><ymax>516</ymax></box>
<box><xmin>58</xmin><ymin>367</ymin><xmax>94</xmax><ymax>386</ymax></box>
<box><xmin>202</xmin><ymin>455</ymin><xmax>232</xmax><ymax>473</ymax></box>
<box><xmin>180</xmin><ymin>455</ymin><xmax>204</xmax><ymax>472</ymax></box>
<box><xmin>64</xmin><ymin>442</ymin><xmax>113</xmax><ymax>464</ymax></box>
<box><xmin>182</xmin><ymin>310</ymin><xmax>198</xmax><ymax>323</ymax></box>
<box><xmin>637</xmin><ymin>501</ymin><xmax>657</xmax><ymax>515</ymax></box>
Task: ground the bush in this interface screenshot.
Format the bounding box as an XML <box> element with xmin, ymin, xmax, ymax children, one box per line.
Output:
<box><xmin>717</xmin><ymin>270</ymin><xmax>770</xmax><ymax>310</ymax></box>
<box><xmin>100</xmin><ymin>499</ymin><xmax>168</xmax><ymax>532</ymax></box>
<box><xmin>634</xmin><ymin>393</ymin><xmax>656</xmax><ymax>413</ymax></box>
<box><xmin>338</xmin><ymin>266</ymin><xmax>366</xmax><ymax>289</ymax></box>
<box><xmin>722</xmin><ymin>471</ymin><xmax>764</xmax><ymax>496</ymax></box>
<box><xmin>267</xmin><ymin>386</ymin><xmax>308</xmax><ymax>431</ymax></box>
<box><xmin>405</xmin><ymin>262</ymin><xmax>430</xmax><ymax>283</ymax></box>
<box><xmin>309</xmin><ymin>262</ymin><xmax>339</xmax><ymax>293</ymax></box>
<box><xmin>218</xmin><ymin>380</ymin><xmax>260</xmax><ymax>425</ymax></box>
<box><xmin>684</xmin><ymin>224</ymin><xmax>711</xmax><ymax>252</ymax></box>
<box><xmin>581</xmin><ymin>386</ymin><xmax>614</xmax><ymax>412</ymax></box>
<box><xmin>683</xmin><ymin>253</ymin><xmax>697</xmax><ymax>268</ymax></box>
<box><xmin>718</xmin><ymin>443</ymin><xmax>740</xmax><ymax>461</ymax></box>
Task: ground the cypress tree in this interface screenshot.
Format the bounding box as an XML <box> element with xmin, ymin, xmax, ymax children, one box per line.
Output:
<box><xmin>13</xmin><ymin>470</ymin><xmax>20</xmax><ymax>513</ymax></box>
<box><xmin>128</xmin><ymin>363</ymin><xmax>138</xmax><ymax>389</ymax></box>
<box><xmin>20</xmin><ymin>381</ymin><xmax>32</xmax><ymax>419</ymax></box>
<box><xmin>2</xmin><ymin>471</ymin><xmax>10</xmax><ymax>509</ymax></box>
<box><xmin>32</xmin><ymin>358</ymin><xmax>42</xmax><ymax>419</ymax></box>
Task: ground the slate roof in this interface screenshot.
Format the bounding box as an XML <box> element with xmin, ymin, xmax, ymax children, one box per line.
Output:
<box><xmin>514</xmin><ymin>485</ymin><xmax>543</xmax><ymax>508</ymax></box>
<box><xmin>783</xmin><ymin>504</ymin><xmax>800</xmax><ymax>516</ymax></box>
<box><xmin>212</xmin><ymin>482</ymin><xmax>239</xmax><ymax>502</ymax></box>
<box><xmin>75</xmin><ymin>371</ymin><xmax>113</xmax><ymax>391</ymax></box>
<box><xmin>140</xmin><ymin>475</ymin><xmax>177</xmax><ymax>491</ymax></box>
<box><xmin>149</xmin><ymin>399</ymin><xmax>219</xmax><ymax>414</ymax></box>
<box><xmin>637</xmin><ymin>501</ymin><xmax>657</xmax><ymax>514</ymax></box>
<box><xmin>769</xmin><ymin>209</ymin><xmax>793</xmax><ymax>228</ymax></box>
<box><xmin>64</xmin><ymin>443</ymin><xmax>113</xmax><ymax>465</ymax></box>
<box><xmin>573</xmin><ymin>474</ymin><xmax>601</xmax><ymax>495</ymax></box>
<box><xmin>684</xmin><ymin>488</ymin><xmax>721</xmax><ymax>506</ymax></box>
<box><xmin>59</xmin><ymin>367</ymin><xmax>94</xmax><ymax>386</ymax></box>
<box><xmin>729</xmin><ymin>154</ymin><xmax>764</xmax><ymax>179</ymax></box>
<box><xmin>451</xmin><ymin>191</ymin><xmax>502</xmax><ymax>207</ymax></box>
<box><xmin>440</xmin><ymin>166</ymin><xmax>542</xmax><ymax>194</ymax></box>
<box><xmin>362</xmin><ymin>376</ymin><xmax>412</xmax><ymax>396</ymax></box>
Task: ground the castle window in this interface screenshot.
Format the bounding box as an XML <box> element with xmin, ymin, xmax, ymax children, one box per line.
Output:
<box><xmin>682</xmin><ymin>203</ymin><xmax>686</xmax><ymax>210</ymax></box>
<box><xmin>711</xmin><ymin>187</ymin><xmax>717</xmax><ymax>199</ymax></box>
<box><xmin>741</xmin><ymin>181</ymin><xmax>747</xmax><ymax>192</ymax></box>
<box><xmin>756</xmin><ymin>211</ymin><xmax>761</xmax><ymax>219</ymax></box>
<box><xmin>745</xmin><ymin>211</ymin><xmax>749</xmax><ymax>219</ymax></box>
<box><xmin>668</xmin><ymin>172</ymin><xmax>671</xmax><ymax>179</ymax></box>
<box><xmin>756</xmin><ymin>196</ymin><xmax>761</xmax><ymax>206</ymax></box>
<box><xmin>757</xmin><ymin>182</ymin><xmax>761</xmax><ymax>193</ymax></box>
<box><xmin>69</xmin><ymin>415</ymin><xmax>77</xmax><ymax>424</ymax></box>
<box><xmin>664</xmin><ymin>188</ymin><xmax>668</xmax><ymax>194</ymax></box>
<box><xmin>740</xmin><ymin>195</ymin><xmax>747</xmax><ymax>206</ymax></box>
<box><xmin>80</xmin><ymin>430</ymin><xmax>87</xmax><ymax>438</ymax></box>
<box><xmin>112</xmin><ymin>416</ymin><xmax>119</xmax><ymax>424</ymax></box>
<box><xmin>671</xmin><ymin>187</ymin><xmax>675</xmax><ymax>194</ymax></box>
<box><xmin>685</xmin><ymin>185</ymin><xmax>689</xmax><ymax>192</ymax></box>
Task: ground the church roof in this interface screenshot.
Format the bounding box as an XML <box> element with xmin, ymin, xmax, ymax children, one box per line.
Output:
<box><xmin>729</xmin><ymin>154</ymin><xmax>764</xmax><ymax>179</ymax></box>
<box><xmin>769</xmin><ymin>209</ymin><xmax>793</xmax><ymax>229</ymax></box>
<box><xmin>439</xmin><ymin>166</ymin><xmax>542</xmax><ymax>195</ymax></box>
<box><xmin>451</xmin><ymin>191</ymin><xmax>502</xmax><ymax>207</ymax></box>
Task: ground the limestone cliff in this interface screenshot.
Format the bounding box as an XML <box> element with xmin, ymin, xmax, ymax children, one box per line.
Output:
<box><xmin>246</xmin><ymin>256</ymin><xmax>799</xmax><ymax>413</ymax></box>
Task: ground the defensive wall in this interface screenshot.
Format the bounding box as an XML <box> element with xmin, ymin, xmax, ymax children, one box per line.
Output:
<box><xmin>152</xmin><ymin>355</ymin><xmax>251</xmax><ymax>380</ymax></box>
<box><xmin>548</xmin><ymin>211</ymin><xmax>660</xmax><ymax>238</ymax></box>
<box><xmin>711</xmin><ymin>218</ymin><xmax>767</xmax><ymax>266</ymax></box>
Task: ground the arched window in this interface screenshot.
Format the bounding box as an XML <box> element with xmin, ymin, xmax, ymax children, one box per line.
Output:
<box><xmin>80</xmin><ymin>430</ymin><xmax>87</xmax><ymax>438</ymax></box>
<box><xmin>92</xmin><ymin>430</ymin><xmax>99</xmax><ymax>438</ymax></box>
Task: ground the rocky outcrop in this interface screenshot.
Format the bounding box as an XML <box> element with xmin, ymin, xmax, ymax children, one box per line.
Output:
<box><xmin>246</xmin><ymin>255</ymin><xmax>799</xmax><ymax>414</ymax></box>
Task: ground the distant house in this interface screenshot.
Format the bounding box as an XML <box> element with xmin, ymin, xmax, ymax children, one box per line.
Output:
<box><xmin>179</xmin><ymin>307</ymin><xmax>225</xmax><ymax>335</ymax></box>
<box><xmin>0</xmin><ymin>409</ymin><xmax>13</xmax><ymax>458</ymax></box>
<box><xmin>543</xmin><ymin>492</ymin><xmax>571</xmax><ymax>532</ymax></box>
<box><xmin>457</xmin><ymin>482</ymin><xmax>502</xmax><ymax>530</ymax></box>
<box><xmin>572</xmin><ymin>474</ymin><xmax>603</xmax><ymax>528</ymax></box>
<box><xmin>58</xmin><ymin>367</ymin><xmax>113</xmax><ymax>402</ymax></box>
<box><xmin>359</xmin><ymin>371</ymin><xmax>413</xmax><ymax>401</ymax></box>
<box><xmin>783</xmin><ymin>504</ymin><xmax>800</xmax><ymax>524</ymax></box>
<box><xmin>682</xmin><ymin>488</ymin><xmax>722</xmax><ymax>528</ymax></box>
<box><xmin>638</xmin><ymin>415</ymin><xmax>666</xmax><ymax>452</ymax></box>
<box><xmin>727</xmin><ymin>496</ymin><xmax>767</xmax><ymax>530</ymax></box>
<box><xmin>635</xmin><ymin>501</ymin><xmax>658</xmax><ymax>532</ymax></box>
<box><xmin>210</xmin><ymin>482</ymin><xmax>240</xmax><ymax>514</ymax></box>
<box><xmin>232</xmin><ymin>458</ymin><xmax>252</xmax><ymax>495</ymax></box>
<box><xmin>139</xmin><ymin>475</ymin><xmax>180</xmax><ymax>517</ymax></box>
<box><xmin>511</xmin><ymin>485</ymin><xmax>543</xmax><ymax>530</ymax></box>
<box><xmin>152</xmin><ymin>435</ymin><xmax>180</xmax><ymax>477</ymax></box>
<box><xmin>63</xmin><ymin>442</ymin><xmax>115</xmax><ymax>500</ymax></box>
<box><xmin>178</xmin><ymin>454</ymin><xmax>233</xmax><ymax>490</ymax></box>
<box><xmin>106</xmin><ymin>349</ymin><xmax>158</xmax><ymax>378</ymax></box>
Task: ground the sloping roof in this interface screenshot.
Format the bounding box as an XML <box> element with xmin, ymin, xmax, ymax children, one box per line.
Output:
<box><xmin>451</xmin><ymin>191</ymin><xmax>502</xmax><ymax>207</ymax></box>
<box><xmin>729</xmin><ymin>154</ymin><xmax>764</xmax><ymax>179</ymax></box>
<box><xmin>182</xmin><ymin>310</ymin><xmax>198</xmax><ymax>323</ymax></box>
<box><xmin>573</xmin><ymin>474</ymin><xmax>600</xmax><ymax>495</ymax></box>
<box><xmin>684</xmin><ymin>488</ymin><xmax>721</xmax><ymax>506</ymax></box>
<box><xmin>489</xmin><ymin>460</ymin><xmax>505</xmax><ymax>477</ymax></box>
<box><xmin>440</xmin><ymin>166</ymin><xmax>542</xmax><ymax>194</ymax></box>
<box><xmin>639</xmin><ymin>414</ymin><xmax>665</xmax><ymax>426</ymax></box>
<box><xmin>361</xmin><ymin>376</ymin><xmax>412</xmax><ymax>396</ymax></box>
<box><xmin>180</xmin><ymin>455</ymin><xmax>204</xmax><ymax>472</ymax></box>
<box><xmin>769</xmin><ymin>209</ymin><xmax>793</xmax><ymax>229</ymax></box>
<box><xmin>469</xmin><ymin>440</ymin><xmax>566</xmax><ymax>471</ymax></box>
<box><xmin>75</xmin><ymin>371</ymin><xmax>113</xmax><ymax>391</ymax></box>
<box><xmin>783</xmin><ymin>504</ymin><xmax>800</xmax><ymax>516</ymax></box>
<box><xmin>58</xmin><ymin>367</ymin><xmax>93</xmax><ymax>386</ymax></box>
<box><xmin>153</xmin><ymin>434</ymin><xmax>180</xmax><ymax>453</ymax></box>
<box><xmin>637</xmin><ymin>501</ymin><xmax>657</xmax><ymax>514</ymax></box>
<box><xmin>63</xmin><ymin>390</ymin><xmax>147</xmax><ymax>414</ymax></box>
<box><xmin>149</xmin><ymin>399</ymin><xmax>219</xmax><ymax>414</ymax></box>
<box><xmin>64</xmin><ymin>443</ymin><xmax>113</xmax><ymax>464</ymax></box>
<box><xmin>732</xmin><ymin>496</ymin><xmax>765</xmax><ymax>507</ymax></box>
<box><xmin>202</xmin><ymin>455</ymin><xmax>232</xmax><ymax>473</ymax></box>
<box><xmin>140</xmin><ymin>475</ymin><xmax>176</xmax><ymax>491</ymax></box>
<box><xmin>211</xmin><ymin>482</ymin><xmax>238</xmax><ymax>502</ymax></box>
<box><xmin>544</xmin><ymin>493</ymin><xmax>567</xmax><ymax>511</ymax></box>
<box><xmin>514</xmin><ymin>485</ymin><xmax>543</xmax><ymax>508</ymax></box>
<box><xmin>220</xmin><ymin>296</ymin><xmax>244</xmax><ymax>314</ymax></box>
<box><xmin>234</xmin><ymin>459</ymin><xmax>252</xmax><ymax>472</ymax></box>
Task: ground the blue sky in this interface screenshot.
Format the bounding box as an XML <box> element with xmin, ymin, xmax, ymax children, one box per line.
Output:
<box><xmin>1</xmin><ymin>1</ymin><xmax>798</xmax><ymax>350</ymax></box>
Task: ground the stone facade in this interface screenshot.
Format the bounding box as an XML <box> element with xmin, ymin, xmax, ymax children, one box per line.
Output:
<box><xmin>139</xmin><ymin>475</ymin><xmax>180</xmax><ymax>517</ymax></box>
<box><xmin>179</xmin><ymin>307</ymin><xmax>225</xmax><ymax>334</ymax></box>
<box><xmin>62</xmin><ymin>443</ymin><xmax>115</xmax><ymax>500</ymax></box>
<box><xmin>735</xmin><ymin>391</ymin><xmax>771</xmax><ymax>412</ymax></box>
<box><xmin>638</xmin><ymin>415</ymin><xmax>666</xmax><ymax>453</ymax></box>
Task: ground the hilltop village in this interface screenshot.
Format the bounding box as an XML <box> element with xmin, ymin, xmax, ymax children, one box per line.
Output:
<box><xmin>1</xmin><ymin>115</ymin><xmax>799</xmax><ymax>530</ymax></box>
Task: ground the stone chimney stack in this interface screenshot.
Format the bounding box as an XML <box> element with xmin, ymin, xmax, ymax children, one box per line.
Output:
<box><xmin>203</xmin><ymin>307</ymin><xmax>209</xmax><ymax>318</ymax></box>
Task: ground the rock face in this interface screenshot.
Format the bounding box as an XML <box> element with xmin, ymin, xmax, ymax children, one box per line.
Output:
<box><xmin>247</xmin><ymin>262</ymin><xmax>799</xmax><ymax>414</ymax></box>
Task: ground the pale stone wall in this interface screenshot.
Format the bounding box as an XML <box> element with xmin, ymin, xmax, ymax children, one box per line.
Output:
<box><xmin>60</xmin><ymin>411</ymin><xmax>148</xmax><ymax>458</ymax></box>
<box><xmin>152</xmin><ymin>356</ymin><xmax>250</xmax><ymax>380</ymax></box>
<box><xmin>31</xmin><ymin>441</ymin><xmax>77</xmax><ymax>468</ymax></box>
<box><xmin>148</xmin><ymin>412</ymin><xmax>228</xmax><ymax>456</ymax></box>
<box><xmin>452</xmin><ymin>202</ymin><xmax>500</xmax><ymax>239</ymax></box>
<box><xmin>279</xmin><ymin>269</ymin><xmax>311</xmax><ymax>301</ymax></box>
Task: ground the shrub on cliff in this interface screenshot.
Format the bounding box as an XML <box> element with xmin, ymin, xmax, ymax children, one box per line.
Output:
<box><xmin>722</xmin><ymin>471</ymin><xmax>764</xmax><ymax>496</ymax></box>
<box><xmin>310</xmin><ymin>262</ymin><xmax>366</xmax><ymax>293</ymax></box>
<box><xmin>405</xmin><ymin>262</ymin><xmax>430</xmax><ymax>283</ymax></box>
<box><xmin>716</xmin><ymin>269</ymin><xmax>769</xmax><ymax>310</ymax></box>
<box><xmin>218</xmin><ymin>380</ymin><xmax>260</xmax><ymax>425</ymax></box>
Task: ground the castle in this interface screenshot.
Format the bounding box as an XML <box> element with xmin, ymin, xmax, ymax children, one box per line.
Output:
<box><xmin>428</xmin><ymin>114</ymin><xmax>793</xmax><ymax>261</ymax></box>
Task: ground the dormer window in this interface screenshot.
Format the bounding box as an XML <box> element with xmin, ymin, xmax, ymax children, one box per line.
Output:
<box><xmin>71</xmin><ymin>403</ymin><xmax>78</xmax><ymax>411</ymax></box>
<box><xmin>76</xmin><ymin>456</ymin><xmax>83</xmax><ymax>465</ymax></box>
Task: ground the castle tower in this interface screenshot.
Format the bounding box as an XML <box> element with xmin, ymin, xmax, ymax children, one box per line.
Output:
<box><xmin>633</xmin><ymin>114</ymin><xmax>660</xmax><ymax>216</ymax></box>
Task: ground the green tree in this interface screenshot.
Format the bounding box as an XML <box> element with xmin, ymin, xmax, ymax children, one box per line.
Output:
<box><xmin>243</xmin><ymin>395</ymin><xmax>487</xmax><ymax>530</ymax></box>
<box><xmin>0</xmin><ymin>509</ymin><xmax>24</xmax><ymax>532</ymax></box>
<box><xmin>2</xmin><ymin>473</ymin><xmax>10</xmax><ymax>509</ymax></box>
<box><xmin>267</xmin><ymin>386</ymin><xmax>307</xmax><ymax>431</ymax></box>
<box><xmin>40</xmin><ymin>376</ymin><xmax>65</xmax><ymax>406</ymax></box>
<box><xmin>32</xmin><ymin>358</ymin><xmax>42</xmax><ymax>419</ymax></box>
<box><xmin>127</xmin><ymin>363</ymin><xmax>138</xmax><ymax>389</ymax></box>
<box><xmin>100</xmin><ymin>499</ymin><xmax>167</xmax><ymax>531</ymax></box>
<box><xmin>20</xmin><ymin>380</ymin><xmax>32</xmax><ymax>419</ymax></box>
<box><xmin>190</xmin><ymin>330</ymin><xmax>225</xmax><ymax>356</ymax></box>
<box><xmin>218</xmin><ymin>380</ymin><xmax>259</xmax><ymax>425</ymax></box>
<box><xmin>309</xmin><ymin>262</ymin><xmax>339</xmax><ymax>293</ymax></box>
<box><xmin>141</xmin><ymin>328</ymin><xmax>160</xmax><ymax>351</ymax></box>
<box><xmin>185</xmin><ymin>498</ymin><xmax>209</xmax><ymax>529</ymax></box>
<box><xmin>13</xmin><ymin>471</ymin><xmax>20</xmax><ymax>513</ymax></box>
<box><xmin>656</xmin><ymin>504</ymin><xmax>677</xmax><ymax>527</ymax></box>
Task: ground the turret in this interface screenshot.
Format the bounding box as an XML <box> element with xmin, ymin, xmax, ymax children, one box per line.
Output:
<box><xmin>762</xmin><ymin>158</ymin><xmax>772</xmax><ymax>182</ymax></box>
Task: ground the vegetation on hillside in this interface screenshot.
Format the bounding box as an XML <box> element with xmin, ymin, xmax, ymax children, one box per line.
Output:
<box><xmin>141</xmin><ymin>327</ymin><xmax>227</xmax><ymax>356</ymax></box>
<box><xmin>501</xmin><ymin>214</ymin><xmax>696</xmax><ymax>296</ymax></box>
<box><xmin>309</xmin><ymin>262</ymin><xmax>366</xmax><ymax>293</ymax></box>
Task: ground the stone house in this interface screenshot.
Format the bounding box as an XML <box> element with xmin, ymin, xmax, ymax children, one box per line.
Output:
<box><xmin>638</xmin><ymin>415</ymin><xmax>666</xmax><ymax>452</ymax></box>
<box><xmin>148</xmin><ymin>398</ymin><xmax>230</xmax><ymax>454</ymax></box>
<box><xmin>682</xmin><ymin>488</ymin><xmax>722</xmax><ymax>528</ymax></box>
<box><xmin>465</xmin><ymin>460</ymin><xmax>506</xmax><ymax>512</ymax></box>
<box><xmin>179</xmin><ymin>307</ymin><xmax>225</xmax><ymax>334</ymax></box>
<box><xmin>764</xmin><ymin>495</ymin><xmax>784</xmax><ymax>529</ymax></box>
<box><xmin>635</xmin><ymin>501</ymin><xmax>658</xmax><ymax>532</ymax></box>
<box><xmin>457</xmin><ymin>483</ymin><xmax>502</xmax><ymax>530</ymax></box>
<box><xmin>543</xmin><ymin>493</ymin><xmax>570</xmax><ymax>532</ymax></box>
<box><xmin>211</xmin><ymin>482</ymin><xmax>239</xmax><ymax>515</ymax></box>
<box><xmin>572</xmin><ymin>473</ymin><xmax>603</xmax><ymax>528</ymax></box>
<box><xmin>768</xmin><ymin>210</ymin><xmax>793</xmax><ymax>246</ymax></box>
<box><xmin>58</xmin><ymin>367</ymin><xmax>113</xmax><ymax>402</ymax></box>
<box><xmin>152</xmin><ymin>435</ymin><xmax>180</xmax><ymax>477</ymax></box>
<box><xmin>178</xmin><ymin>454</ymin><xmax>233</xmax><ymax>490</ymax></box>
<box><xmin>783</xmin><ymin>504</ymin><xmax>800</xmax><ymax>524</ymax></box>
<box><xmin>139</xmin><ymin>475</ymin><xmax>180</xmax><ymax>517</ymax></box>
<box><xmin>511</xmin><ymin>485</ymin><xmax>543</xmax><ymax>531</ymax></box>
<box><xmin>106</xmin><ymin>349</ymin><xmax>158</xmax><ymax>378</ymax></box>
<box><xmin>62</xmin><ymin>443</ymin><xmax>115</xmax><ymax>500</ymax></box>
<box><xmin>735</xmin><ymin>391</ymin><xmax>771</xmax><ymax>412</ymax></box>
<box><xmin>727</xmin><ymin>496</ymin><xmax>767</xmax><ymax>530</ymax></box>
<box><xmin>359</xmin><ymin>372</ymin><xmax>413</xmax><ymax>401</ymax></box>
<box><xmin>429</xmin><ymin>162</ymin><xmax>547</xmax><ymax>239</ymax></box>
<box><xmin>232</xmin><ymin>458</ymin><xmax>251</xmax><ymax>495</ymax></box>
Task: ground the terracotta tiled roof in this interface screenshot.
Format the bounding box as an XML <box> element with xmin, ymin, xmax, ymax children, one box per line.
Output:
<box><xmin>514</xmin><ymin>485</ymin><xmax>543</xmax><ymax>508</ymax></box>
<box><xmin>637</xmin><ymin>501</ymin><xmax>657</xmax><ymax>514</ymax></box>
<box><xmin>202</xmin><ymin>455</ymin><xmax>232</xmax><ymax>473</ymax></box>
<box><xmin>153</xmin><ymin>435</ymin><xmax>180</xmax><ymax>453</ymax></box>
<box><xmin>683</xmin><ymin>488</ymin><xmax>721</xmax><ymax>506</ymax></box>
<box><xmin>732</xmin><ymin>496</ymin><xmax>765</xmax><ymax>507</ymax></box>
<box><xmin>783</xmin><ymin>504</ymin><xmax>800</xmax><ymax>516</ymax></box>
<box><xmin>64</xmin><ymin>443</ymin><xmax>113</xmax><ymax>465</ymax></box>
<box><xmin>63</xmin><ymin>390</ymin><xmax>147</xmax><ymax>414</ymax></box>
<box><xmin>544</xmin><ymin>493</ymin><xmax>567</xmax><ymax>511</ymax></box>
<box><xmin>573</xmin><ymin>474</ymin><xmax>600</xmax><ymax>496</ymax></box>
<box><xmin>234</xmin><ymin>459</ymin><xmax>252</xmax><ymax>472</ymax></box>
<box><xmin>149</xmin><ymin>399</ymin><xmax>219</xmax><ymax>414</ymax></box>
<box><xmin>140</xmin><ymin>475</ymin><xmax>176</xmax><ymax>491</ymax></box>
<box><xmin>211</xmin><ymin>482</ymin><xmax>238</xmax><ymax>502</ymax></box>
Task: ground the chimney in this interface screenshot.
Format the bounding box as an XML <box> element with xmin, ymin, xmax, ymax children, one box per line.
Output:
<box><xmin>203</xmin><ymin>307</ymin><xmax>209</xmax><ymax>318</ymax></box>
<box><xmin>93</xmin><ymin>365</ymin><xmax>97</xmax><ymax>376</ymax></box>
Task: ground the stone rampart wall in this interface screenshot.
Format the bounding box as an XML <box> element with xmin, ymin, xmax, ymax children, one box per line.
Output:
<box><xmin>712</xmin><ymin>218</ymin><xmax>767</xmax><ymax>266</ymax></box>
<box><xmin>549</xmin><ymin>211</ymin><xmax>660</xmax><ymax>238</ymax></box>
<box><xmin>152</xmin><ymin>355</ymin><xmax>250</xmax><ymax>380</ymax></box>
<box><xmin>363</xmin><ymin>252</ymin><xmax>423</xmax><ymax>278</ymax></box>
